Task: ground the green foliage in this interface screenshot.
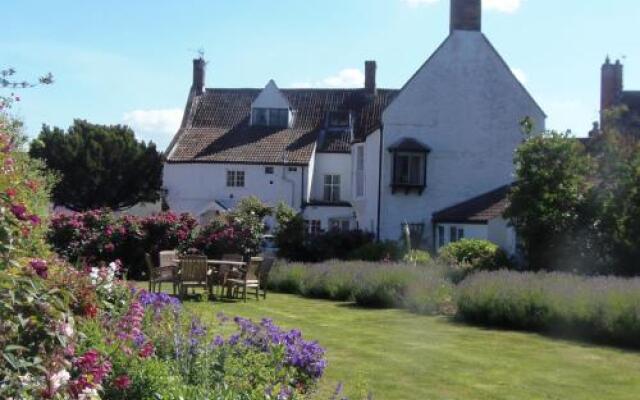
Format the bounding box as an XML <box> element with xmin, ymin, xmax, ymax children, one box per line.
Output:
<box><xmin>403</xmin><ymin>249</ymin><xmax>433</xmax><ymax>265</ymax></box>
<box><xmin>268</xmin><ymin>261</ymin><xmax>455</xmax><ymax>315</ymax></box>
<box><xmin>438</xmin><ymin>239</ymin><xmax>510</xmax><ymax>281</ymax></box>
<box><xmin>456</xmin><ymin>270</ymin><xmax>640</xmax><ymax>347</ymax></box>
<box><xmin>29</xmin><ymin>119</ymin><xmax>164</xmax><ymax>211</ymax></box>
<box><xmin>505</xmin><ymin>130</ymin><xmax>595</xmax><ymax>271</ymax></box>
<box><xmin>274</xmin><ymin>202</ymin><xmax>376</xmax><ymax>262</ymax></box>
<box><xmin>348</xmin><ymin>241</ymin><xmax>402</xmax><ymax>262</ymax></box>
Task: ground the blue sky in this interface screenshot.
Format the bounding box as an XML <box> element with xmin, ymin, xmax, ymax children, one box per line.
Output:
<box><xmin>3</xmin><ymin>0</ymin><xmax>639</xmax><ymax>150</ymax></box>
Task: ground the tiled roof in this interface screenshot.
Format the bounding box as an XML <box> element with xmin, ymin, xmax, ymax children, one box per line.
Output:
<box><xmin>167</xmin><ymin>88</ymin><xmax>398</xmax><ymax>164</ymax></box>
<box><xmin>317</xmin><ymin>130</ymin><xmax>351</xmax><ymax>153</ymax></box>
<box><xmin>432</xmin><ymin>185</ymin><xmax>511</xmax><ymax>223</ymax></box>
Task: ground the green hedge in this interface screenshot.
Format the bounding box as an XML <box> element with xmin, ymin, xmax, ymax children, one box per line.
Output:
<box><xmin>268</xmin><ymin>261</ymin><xmax>455</xmax><ymax>315</ymax></box>
<box><xmin>456</xmin><ymin>270</ymin><xmax>640</xmax><ymax>347</ymax></box>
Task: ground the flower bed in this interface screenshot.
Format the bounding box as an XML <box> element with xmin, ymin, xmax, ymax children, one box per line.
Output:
<box><xmin>456</xmin><ymin>270</ymin><xmax>640</xmax><ymax>347</ymax></box>
<box><xmin>268</xmin><ymin>261</ymin><xmax>456</xmax><ymax>315</ymax></box>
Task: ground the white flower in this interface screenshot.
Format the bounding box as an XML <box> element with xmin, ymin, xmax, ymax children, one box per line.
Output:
<box><xmin>60</xmin><ymin>322</ymin><xmax>74</xmax><ymax>338</ymax></box>
<box><xmin>50</xmin><ymin>369</ymin><xmax>70</xmax><ymax>392</ymax></box>
<box><xmin>78</xmin><ymin>387</ymin><xmax>100</xmax><ymax>400</ymax></box>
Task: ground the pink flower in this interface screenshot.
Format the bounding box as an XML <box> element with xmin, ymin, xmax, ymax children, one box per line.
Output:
<box><xmin>113</xmin><ymin>374</ymin><xmax>131</xmax><ymax>390</ymax></box>
<box><xmin>138</xmin><ymin>341</ymin><xmax>154</xmax><ymax>359</ymax></box>
<box><xmin>104</xmin><ymin>243</ymin><xmax>115</xmax><ymax>253</ymax></box>
<box><xmin>10</xmin><ymin>204</ymin><xmax>28</xmax><ymax>220</ymax></box>
<box><xmin>29</xmin><ymin>259</ymin><xmax>48</xmax><ymax>278</ymax></box>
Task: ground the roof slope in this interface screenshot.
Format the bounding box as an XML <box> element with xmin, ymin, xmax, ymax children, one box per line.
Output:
<box><xmin>167</xmin><ymin>88</ymin><xmax>398</xmax><ymax>165</ymax></box>
<box><xmin>432</xmin><ymin>185</ymin><xmax>511</xmax><ymax>223</ymax></box>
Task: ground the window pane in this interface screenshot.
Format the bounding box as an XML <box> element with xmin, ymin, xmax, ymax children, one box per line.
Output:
<box><xmin>458</xmin><ymin>228</ymin><xmax>464</xmax><ymax>240</ymax></box>
<box><xmin>395</xmin><ymin>155</ymin><xmax>410</xmax><ymax>184</ymax></box>
<box><xmin>450</xmin><ymin>226</ymin><xmax>457</xmax><ymax>243</ymax></box>
<box><xmin>237</xmin><ymin>171</ymin><xmax>245</xmax><ymax>187</ymax></box>
<box><xmin>438</xmin><ymin>226</ymin><xmax>445</xmax><ymax>247</ymax></box>
<box><xmin>253</xmin><ymin>108</ymin><xmax>268</xmax><ymax>125</ymax></box>
<box><xmin>226</xmin><ymin>171</ymin><xmax>235</xmax><ymax>187</ymax></box>
<box><xmin>409</xmin><ymin>155</ymin><xmax>422</xmax><ymax>185</ymax></box>
<box><xmin>333</xmin><ymin>185</ymin><xmax>340</xmax><ymax>202</ymax></box>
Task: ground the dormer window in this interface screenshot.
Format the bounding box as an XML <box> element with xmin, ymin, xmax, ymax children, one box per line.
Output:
<box><xmin>251</xmin><ymin>107</ymin><xmax>290</xmax><ymax>128</ymax></box>
<box><xmin>328</xmin><ymin>111</ymin><xmax>350</xmax><ymax>128</ymax></box>
<box><xmin>389</xmin><ymin>138</ymin><xmax>431</xmax><ymax>195</ymax></box>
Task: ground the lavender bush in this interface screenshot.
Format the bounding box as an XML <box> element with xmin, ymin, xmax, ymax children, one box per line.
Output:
<box><xmin>457</xmin><ymin>270</ymin><xmax>640</xmax><ymax>346</ymax></box>
<box><xmin>268</xmin><ymin>261</ymin><xmax>455</xmax><ymax>315</ymax></box>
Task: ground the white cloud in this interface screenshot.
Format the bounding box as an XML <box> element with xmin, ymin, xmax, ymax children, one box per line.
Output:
<box><xmin>511</xmin><ymin>67</ymin><xmax>527</xmax><ymax>85</ymax></box>
<box><xmin>400</xmin><ymin>0</ymin><xmax>523</xmax><ymax>14</ymax></box>
<box><xmin>290</xmin><ymin>68</ymin><xmax>365</xmax><ymax>89</ymax></box>
<box><xmin>122</xmin><ymin>108</ymin><xmax>182</xmax><ymax>149</ymax></box>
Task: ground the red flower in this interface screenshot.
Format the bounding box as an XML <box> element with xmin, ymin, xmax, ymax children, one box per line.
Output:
<box><xmin>113</xmin><ymin>374</ymin><xmax>131</xmax><ymax>390</ymax></box>
<box><xmin>104</xmin><ymin>243</ymin><xmax>115</xmax><ymax>253</ymax></box>
<box><xmin>5</xmin><ymin>188</ymin><xmax>16</xmax><ymax>198</ymax></box>
<box><xmin>138</xmin><ymin>341</ymin><xmax>154</xmax><ymax>359</ymax></box>
<box><xmin>83</xmin><ymin>303</ymin><xmax>98</xmax><ymax>318</ymax></box>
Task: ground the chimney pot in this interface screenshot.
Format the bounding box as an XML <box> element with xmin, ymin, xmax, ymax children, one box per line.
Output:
<box><xmin>450</xmin><ymin>0</ymin><xmax>481</xmax><ymax>33</ymax></box>
<box><xmin>365</xmin><ymin>60</ymin><xmax>377</xmax><ymax>95</ymax></box>
<box><xmin>192</xmin><ymin>58</ymin><xmax>206</xmax><ymax>96</ymax></box>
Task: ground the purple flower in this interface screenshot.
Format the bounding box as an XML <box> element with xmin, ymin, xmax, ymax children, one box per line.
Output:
<box><xmin>29</xmin><ymin>259</ymin><xmax>48</xmax><ymax>279</ymax></box>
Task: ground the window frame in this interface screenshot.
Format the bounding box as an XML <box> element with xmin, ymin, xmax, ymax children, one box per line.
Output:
<box><xmin>323</xmin><ymin>174</ymin><xmax>341</xmax><ymax>203</ymax></box>
<box><xmin>251</xmin><ymin>107</ymin><xmax>290</xmax><ymax>128</ymax></box>
<box><xmin>226</xmin><ymin>170</ymin><xmax>245</xmax><ymax>188</ymax></box>
<box><xmin>390</xmin><ymin>150</ymin><xmax>428</xmax><ymax>195</ymax></box>
<box><xmin>305</xmin><ymin>219</ymin><xmax>322</xmax><ymax>235</ymax></box>
<box><xmin>265</xmin><ymin>166</ymin><xmax>274</xmax><ymax>174</ymax></box>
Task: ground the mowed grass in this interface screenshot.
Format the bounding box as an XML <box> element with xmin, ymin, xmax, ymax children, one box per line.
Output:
<box><xmin>148</xmin><ymin>286</ymin><xmax>640</xmax><ymax>400</ymax></box>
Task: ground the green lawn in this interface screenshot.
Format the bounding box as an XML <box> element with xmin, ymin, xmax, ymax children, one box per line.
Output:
<box><xmin>162</xmin><ymin>290</ymin><xmax>640</xmax><ymax>399</ymax></box>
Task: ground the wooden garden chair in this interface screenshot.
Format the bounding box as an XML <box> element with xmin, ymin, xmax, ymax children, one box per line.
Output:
<box><xmin>145</xmin><ymin>253</ymin><xmax>176</xmax><ymax>294</ymax></box>
<box><xmin>227</xmin><ymin>257</ymin><xmax>263</xmax><ymax>302</ymax></box>
<box><xmin>176</xmin><ymin>254</ymin><xmax>210</xmax><ymax>300</ymax></box>
<box><xmin>258</xmin><ymin>257</ymin><xmax>276</xmax><ymax>299</ymax></box>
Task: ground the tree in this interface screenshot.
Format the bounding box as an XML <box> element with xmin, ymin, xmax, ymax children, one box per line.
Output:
<box><xmin>29</xmin><ymin>120</ymin><xmax>164</xmax><ymax>211</ymax></box>
<box><xmin>505</xmin><ymin>130</ymin><xmax>596</xmax><ymax>271</ymax></box>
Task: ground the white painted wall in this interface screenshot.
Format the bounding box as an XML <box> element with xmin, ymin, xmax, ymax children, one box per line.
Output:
<box><xmin>352</xmin><ymin>130</ymin><xmax>381</xmax><ymax>233</ymax></box>
<box><xmin>310</xmin><ymin>153</ymin><xmax>352</xmax><ymax>203</ymax></box>
<box><xmin>435</xmin><ymin>223</ymin><xmax>488</xmax><ymax>252</ymax></box>
<box><xmin>163</xmin><ymin>163</ymin><xmax>308</xmax><ymax>222</ymax></box>
<box><xmin>488</xmin><ymin>217</ymin><xmax>517</xmax><ymax>256</ymax></box>
<box><xmin>379</xmin><ymin>31</ymin><xmax>546</xmax><ymax>246</ymax></box>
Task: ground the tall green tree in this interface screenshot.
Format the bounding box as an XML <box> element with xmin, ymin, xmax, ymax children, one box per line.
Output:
<box><xmin>505</xmin><ymin>130</ymin><xmax>596</xmax><ymax>271</ymax></box>
<box><xmin>29</xmin><ymin>119</ymin><xmax>164</xmax><ymax>211</ymax></box>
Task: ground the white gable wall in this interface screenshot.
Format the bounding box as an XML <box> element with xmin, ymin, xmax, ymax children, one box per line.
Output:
<box><xmin>252</xmin><ymin>80</ymin><xmax>291</xmax><ymax>109</ymax></box>
<box><xmin>379</xmin><ymin>31</ymin><xmax>545</xmax><ymax>246</ymax></box>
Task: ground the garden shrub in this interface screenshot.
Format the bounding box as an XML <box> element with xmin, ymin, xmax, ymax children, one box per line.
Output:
<box><xmin>274</xmin><ymin>202</ymin><xmax>376</xmax><ymax>262</ymax></box>
<box><xmin>268</xmin><ymin>261</ymin><xmax>455</xmax><ymax>315</ymax></box>
<box><xmin>48</xmin><ymin>210</ymin><xmax>198</xmax><ymax>279</ymax></box>
<box><xmin>403</xmin><ymin>249</ymin><xmax>433</xmax><ymax>265</ymax></box>
<box><xmin>438</xmin><ymin>239</ymin><xmax>511</xmax><ymax>280</ymax></box>
<box><xmin>347</xmin><ymin>241</ymin><xmax>402</xmax><ymax>262</ymax></box>
<box><xmin>456</xmin><ymin>270</ymin><xmax>640</xmax><ymax>346</ymax></box>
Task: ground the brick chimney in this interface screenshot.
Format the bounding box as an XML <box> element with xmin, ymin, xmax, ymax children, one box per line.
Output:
<box><xmin>365</xmin><ymin>60</ymin><xmax>377</xmax><ymax>95</ymax></box>
<box><xmin>450</xmin><ymin>0</ymin><xmax>481</xmax><ymax>33</ymax></box>
<box><xmin>192</xmin><ymin>57</ymin><xmax>206</xmax><ymax>96</ymax></box>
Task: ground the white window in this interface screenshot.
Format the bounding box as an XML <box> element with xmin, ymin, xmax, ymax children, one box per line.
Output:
<box><xmin>355</xmin><ymin>146</ymin><xmax>365</xmax><ymax>198</ymax></box>
<box><xmin>251</xmin><ymin>108</ymin><xmax>268</xmax><ymax>126</ymax></box>
<box><xmin>226</xmin><ymin>170</ymin><xmax>245</xmax><ymax>187</ymax></box>
<box><xmin>329</xmin><ymin>218</ymin><xmax>351</xmax><ymax>232</ymax></box>
<box><xmin>323</xmin><ymin>175</ymin><xmax>341</xmax><ymax>202</ymax></box>
<box><xmin>305</xmin><ymin>220</ymin><xmax>322</xmax><ymax>235</ymax></box>
<box><xmin>450</xmin><ymin>226</ymin><xmax>465</xmax><ymax>243</ymax></box>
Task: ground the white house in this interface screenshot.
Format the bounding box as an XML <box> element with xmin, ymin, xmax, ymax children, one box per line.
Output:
<box><xmin>163</xmin><ymin>0</ymin><xmax>545</xmax><ymax>256</ymax></box>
